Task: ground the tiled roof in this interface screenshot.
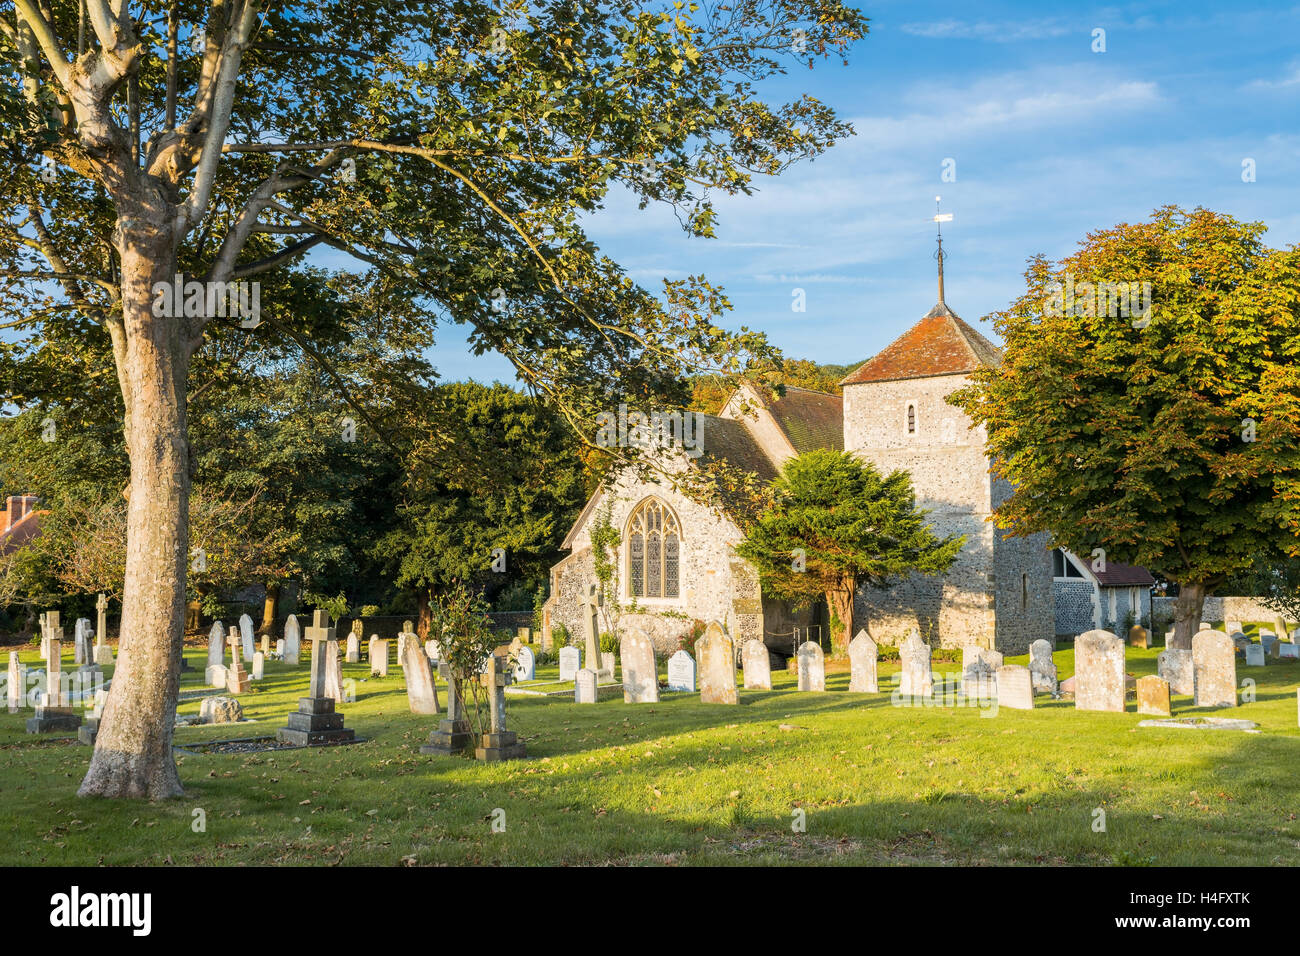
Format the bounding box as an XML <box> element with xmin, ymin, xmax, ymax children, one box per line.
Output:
<box><xmin>840</xmin><ymin>303</ymin><xmax>1002</xmax><ymax>386</ymax></box>
<box><xmin>0</xmin><ymin>510</ymin><xmax>43</xmax><ymax>556</ymax></box>
<box><xmin>1093</xmin><ymin>562</ymin><xmax>1156</xmax><ymax>587</ymax></box>
<box><xmin>699</xmin><ymin>414</ymin><xmax>779</xmax><ymax>481</ymax></box>
<box><xmin>766</xmin><ymin>387</ymin><xmax>843</xmax><ymax>454</ymax></box>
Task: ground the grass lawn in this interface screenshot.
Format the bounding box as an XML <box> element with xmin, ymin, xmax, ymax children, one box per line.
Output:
<box><xmin>0</xmin><ymin>640</ymin><xmax>1297</xmax><ymax>866</ymax></box>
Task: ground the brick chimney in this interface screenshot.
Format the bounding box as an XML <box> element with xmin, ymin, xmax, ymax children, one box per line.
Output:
<box><xmin>3</xmin><ymin>496</ymin><xmax>38</xmax><ymax>532</ymax></box>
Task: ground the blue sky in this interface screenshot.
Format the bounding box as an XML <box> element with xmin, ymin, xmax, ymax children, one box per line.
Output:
<box><xmin>434</xmin><ymin>0</ymin><xmax>1300</xmax><ymax>384</ymax></box>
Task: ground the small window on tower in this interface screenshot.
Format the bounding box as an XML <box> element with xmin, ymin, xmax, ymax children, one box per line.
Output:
<box><xmin>906</xmin><ymin>403</ymin><xmax>917</xmax><ymax>435</ymax></box>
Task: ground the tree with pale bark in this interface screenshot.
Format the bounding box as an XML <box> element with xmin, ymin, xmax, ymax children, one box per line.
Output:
<box><xmin>1</xmin><ymin>0</ymin><xmax>868</xmax><ymax>797</ymax></box>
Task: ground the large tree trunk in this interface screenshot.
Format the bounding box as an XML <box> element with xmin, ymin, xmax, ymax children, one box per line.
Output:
<box><xmin>260</xmin><ymin>581</ymin><xmax>281</xmax><ymax>636</ymax></box>
<box><xmin>417</xmin><ymin>589</ymin><xmax>432</xmax><ymax>640</ymax></box>
<box><xmin>1169</xmin><ymin>582</ymin><xmax>1207</xmax><ymax>651</ymax></box>
<box><xmin>825</xmin><ymin>578</ymin><xmax>856</xmax><ymax>655</ymax></box>
<box><xmin>79</xmin><ymin>216</ymin><xmax>190</xmax><ymax>800</ymax></box>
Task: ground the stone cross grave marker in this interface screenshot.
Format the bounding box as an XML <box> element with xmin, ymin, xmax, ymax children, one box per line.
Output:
<box><xmin>582</xmin><ymin>584</ymin><xmax>612</xmax><ymax>682</ymax></box>
<box><xmin>742</xmin><ymin>639</ymin><xmax>772</xmax><ymax>691</ymax></box>
<box><xmin>666</xmin><ymin>650</ymin><xmax>695</xmax><ymax>692</ymax></box>
<box><xmin>621</xmin><ymin>628</ymin><xmax>659</xmax><ymax>702</ymax></box>
<box><xmin>226</xmin><ymin>629</ymin><xmax>250</xmax><ymax>694</ymax></box>
<box><xmin>8</xmin><ymin>651</ymin><xmax>23</xmax><ymax>713</ymax></box>
<box><xmin>1074</xmin><ymin>629</ymin><xmax>1125</xmax><ymax>712</ymax></box>
<box><xmin>796</xmin><ymin>640</ymin><xmax>825</xmax><ymax>692</ymax></box>
<box><xmin>26</xmin><ymin>632</ymin><xmax>81</xmax><ymax>734</ymax></box>
<box><xmin>697</xmin><ymin>621</ymin><xmax>738</xmax><ymax>704</ymax></box>
<box><xmin>476</xmin><ymin>656</ymin><xmax>526</xmax><ymax>760</ymax></box>
<box><xmin>848</xmin><ymin>630</ymin><xmax>878</xmax><ymax>693</ymax></box>
<box><xmin>275</xmin><ymin>610</ymin><xmax>356</xmax><ymax>746</ymax></box>
<box><xmin>1192</xmin><ymin>630</ymin><xmax>1236</xmax><ymax>708</ymax></box>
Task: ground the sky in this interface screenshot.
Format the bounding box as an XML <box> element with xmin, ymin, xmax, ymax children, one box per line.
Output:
<box><xmin>430</xmin><ymin>0</ymin><xmax>1300</xmax><ymax>384</ymax></box>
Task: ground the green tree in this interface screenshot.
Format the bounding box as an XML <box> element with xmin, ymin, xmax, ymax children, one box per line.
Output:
<box><xmin>379</xmin><ymin>382</ymin><xmax>587</xmax><ymax>632</ymax></box>
<box><xmin>735</xmin><ymin>449</ymin><xmax>962</xmax><ymax>653</ymax></box>
<box><xmin>2</xmin><ymin>0</ymin><xmax>866</xmax><ymax>798</ymax></box>
<box><xmin>950</xmin><ymin>207</ymin><xmax>1300</xmax><ymax>650</ymax></box>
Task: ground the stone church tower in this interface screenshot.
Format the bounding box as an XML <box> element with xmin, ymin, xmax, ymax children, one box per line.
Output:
<box><xmin>839</xmin><ymin>241</ymin><xmax>1052</xmax><ymax>655</ymax></box>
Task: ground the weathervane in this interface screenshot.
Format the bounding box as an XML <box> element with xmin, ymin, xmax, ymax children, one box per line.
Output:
<box><xmin>932</xmin><ymin>196</ymin><xmax>953</xmax><ymax>306</ymax></box>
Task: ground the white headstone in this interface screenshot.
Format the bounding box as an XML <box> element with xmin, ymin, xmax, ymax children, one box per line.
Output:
<box><xmin>742</xmin><ymin>639</ymin><xmax>772</xmax><ymax>691</ymax></box>
<box><xmin>575</xmin><ymin>667</ymin><xmax>598</xmax><ymax>703</ymax></box>
<box><xmin>898</xmin><ymin>631</ymin><xmax>933</xmax><ymax>697</ymax></box>
<box><xmin>1157</xmin><ymin>648</ymin><xmax>1194</xmax><ymax>695</ymax></box>
<box><xmin>208</xmin><ymin>620</ymin><xmax>225</xmax><ymax>666</ymax></box>
<box><xmin>345</xmin><ymin>633</ymin><xmax>360</xmax><ymax>663</ymax></box>
<box><xmin>1029</xmin><ymin>639</ymin><xmax>1058</xmax><ymax>695</ymax></box>
<box><xmin>796</xmin><ymin>641</ymin><xmax>825</xmax><ymax>692</ymax></box>
<box><xmin>514</xmin><ymin>645</ymin><xmax>535</xmax><ymax>682</ymax></box>
<box><xmin>276</xmin><ymin>638</ymin><xmax>285</xmax><ymax>659</ymax></box>
<box><xmin>1244</xmin><ymin>644</ymin><xmax>1265</xmax><ymax>667</ymax></box>
<box><xmin>996</xmin><ymin>664</ymin><xmax>1034</xmax><ymax>710</ymax></box>
<box><xmin>8</xmin><ymin>651</ymin><xmax>24</xmax><ymax>713</ymax></box>
<box><xmin>1192</xmin><ymin>630</ymin><xmax>1236</xmax><ymax>708</ymax></box>
<box><xmin>1074</xmin><ymin>629</ymin><xmax>1126</xmax><ymax>712</ymax></box>
<box><xmin>401</xmin><ymin>638</ymin><xmax>439</xmax><ymax>714</ymax></box>
<box><xmin>558</xmin><ymin>645</ymin><xmax>581</xmax><ymax>681</ymax></box>
<box><xmin>283</xmin><ymin>614</ymin><xmax>301</xmax><ymax>665</ymax></box>
<box><xmin>666</xmin><ymin>650</ymin><xmax>696</xmax><ymax>693</ymax></box>
<box><xmin>239</xmin><ymin>614</ymin><xmax>255</xmax><ymax>659</ymax></box>
<box><xmin>251</xmin><ymin>652</ymin><xmax>265</xmax><ymax>680</ymax></box>
<box><xmin>425</xmin><ymin>639</ymin><xmax>441</xmax><ymax>664</ymax></box>
<box><xmin>848</xmin><ymin>630</ymin><xmax>878</xmax><ymax>693</ymax></box>
<box><xmin>206</xmin><ymin>663</ymin><xmax>228</xmax><ymax>688</ymax></box>
<box><xmin>369</xmin><ymin>636</ymin><xmax>389</xmax><ymax>677</ymax></box>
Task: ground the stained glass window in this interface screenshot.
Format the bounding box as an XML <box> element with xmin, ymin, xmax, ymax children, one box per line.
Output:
<box><xmin>626</xmin><ymin>498</ymin><xmax>681</xmax><ymax>599</ymax></box>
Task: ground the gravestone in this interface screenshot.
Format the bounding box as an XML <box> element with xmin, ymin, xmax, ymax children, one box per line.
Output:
<box><xmin>575</xmin><ymin>667</ymin><xmax>598</xmax><ymax>703</ymax></box>
<box><xmin>283</xmin><ymin>614</ymin><xmax>301</xmax><ymax>665</ymax></box>
<box><xmin>1128</xmin><ymin>625</ymin><xmax>1149</xmax><ymax>649</ymax></box>
<box><xmin>1225</xmin><ymin>620</ymin><xmax>1244</xmax><ymax>638</ymax></box>
<box><xmin>1278</xmin><ymin>642</ymin><xmax>1300</xmax><ymax>659</ymax></box>
<box><xmin>396</xmin><ymin>633</ymin><xmax>408</xmax><ymax>664</ymax></box>
<box><xmin>200</xmin><ymin>696</ymin><xmax>243</xmax><ymax>724</ymax></box>
<box><xmin>73</xmin><ymin>619</ymin><xmax>91</xmax><ymax>666</ymax></box>
<box><xmin>513</xmin><ymin>645</ymin><xmax>535</xmax><ymax>682</ymax></box>
<box><xmin>667</xmin><ymin>650</ymin><xmax>696</xmax><ymax>693</ymax></box>
<box><xmin>1192</xmin><ymin>630</ymin><xmax>1236</xmax><ymax>708</ymax></box>
<box><xmin>1073</xmin><ymin>629</ymin><xmax>1125</xmax><ymax>713</ymax></box>
<box><xmin>425</xmin><ymin>639</ymin><xmax>441</xmax><ymax>664</ymax></box>
<box><xmin>323</xmin><ymin>637</ymin><xmax>344</xmax><ymax>702</ymax></box>
<box><xmin>621</xmin><ymin>628</ymin><xmax>659</xmax><ymax>702</ymax></box>
<box><xmin>1276</xmin><ymin>618</ymin><xmax>1291</xmax><ymax>641</ymax></box>
<box><xmin>77</xmin><ymin>689</ymin><xmax>108</xmax><ymax>745</ymax></box>
<box><xmin>276</xmin><ymin>610</ymin><xmax>356</xmax><ymax>746</ymax></box>
<box><xmin>898</xmin><ymin>631</ymin><xmax>934</xmax><ymax>697</ymax></box>
<box><xmin>1137</xmin><ymin>675</ymin><xmax>1171</xmax><ymax>716</ymax></box>
<box><xmin>742</xmin><ymin>639</ymin><xmax>772</xmax><ymax>691</ymax></box>
<box><xmin>369</xmin><ymin>637</ymin><xmax>389</xmax><ymax>676</ymax></box>
<box><xmin>1260</xmin><ymin>632</ymin><xmax>1278</xmax><ymax>656</ymax></box>
<box><xmin>962</xmin><ymin>646</ymin><xmax>1002</xmax><ymax>699</ymax></box>
<box><xmin>475</xmin><ymin>656</ymin><xmax>526</xmax><ymax>760</ymax></box>
<box><xmin>796</xmin><ymin>641</ymin><xmax>825</xmax><ymax>692</ymax></box>
<box><xmin>345</xmin><ymin>632</ymin><xmax>360</xmax><ymax>664</ymax></box>
<box><xmin>848</xmin><ymin>630</ymin><xmax>878</xmax><ymax>693</ymax></box>
<box><xmin>206</xmin><ymin>620</ymin><xmax>224</xmax><ymax>671</ymax></box>
<box><xmin>401</xmin><ymin>636</ymin><xmax>440</xmax><ymax>714</ymax></box>
<box><xmin>40</xmin><ymin>610</ymin><xmax>59</xmax><ymax>661</ymax></box>
<box><xmin>239</xmin><ymin>614</ymin><xmax>255</xmax><ymax>660</ymax></box>
<box><xmin>422</xmin><ymin>663</ymin><xmax>472</xmax><ymax>756</ymax></box>
<box><xmin>7</xmin><ymin>651</ymin><xmax>23</xmax><ymax>713</ymax></box>
<box><xmin>995</xmin><ymin>665</ymin><xmax>1034</xmax><ymax>710</ymax></box>
<box><xmin>601</xmin><ymin>651</ymin><xmax>617</xmax><ymax>678</ymax></box>
<box><xmin>1244</xmin><ymin>644</ymin><xmax>1265</xmax><ymax>667</ymax></box>
<box><xmin>226</xmin><ymin>630</ymin><xmax>251</xmax><ymax>694</ymax></box>
<box><xmin>276</xmin><ymin>638</ymin><xmax>285</xmax><ymax>659</ymax></box>
<box><xmin>251</xmin><ymin>652</ymin><xmax>265</xmax><ymax>681</ymax></box>
<box><xmin>558</xmin><ymin>646</ymin><xmax>581</xmax><ymax>681</ymax></box>
<box><xmin>259</xmin><ymin>634</ymin><xmax>270</xmax><ymax>656</ymax></box>
<box><xmin>697</xmin><ymin>622</ymin><xmax>738</xmax><ymax>704</ymax></box>
<box><xmin>1198</xmin><ymin>622</ymin><xmax>1212</xmax><ymax>631</ymax></box>
<box><xmin>93</xmin><ymin>593</ymin><xmax>114</xmax><ymax>666</ymax></box>
<box><xmin>517</xmin><ymin>626</ymin><xmax>531</xmax><ymax>644</ymax></box>
<box><xmin>1157</xmin><ymin>648</ymin><xmax>1194</xmax><ymax>695</ymax></box>
<box><xmin>581</xmin><ymin>585</ymin><xmax>613</xmax><ymax>682</ymax></box>
<box><xmin>207</xmin><ymin>664</ymin><xmax>228</xmax><ymax>689</ymax></box>
<box><xmin>27</xmin><ymin>634</ymin><xmax>81</xmax><ymax>733</ymax></box>
<box><xmin>1029</xmin><ymin>639</ymin><xmax>1058</xmax><ymax>695</ymax></box>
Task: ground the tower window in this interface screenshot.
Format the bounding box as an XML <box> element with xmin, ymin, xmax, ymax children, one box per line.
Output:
<box><xmin>906</xmin><ymin>402</ymin><xmax>917</xmax><ymax>435</ymax></box>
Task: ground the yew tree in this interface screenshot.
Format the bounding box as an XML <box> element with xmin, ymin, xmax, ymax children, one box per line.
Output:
<box><xmin>735</xmin><ymin>449</ymin><xmax>962</xmax><ymax>653</ymax></box>
<box><xmin>1</xmin><ymin>0</ymin><xmax>867</xmax><ymax>797</ymax></box>
<box><xmin>950</xmin><ymin>207</ymin><xmax>1300</xmax><ymax>650</ymax></box>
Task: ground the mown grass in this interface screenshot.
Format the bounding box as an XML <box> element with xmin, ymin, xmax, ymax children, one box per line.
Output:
<box><xmin>0</xmin><ymin>640</ymin><xmax>1297</xmax><ymax>866</ymax></box>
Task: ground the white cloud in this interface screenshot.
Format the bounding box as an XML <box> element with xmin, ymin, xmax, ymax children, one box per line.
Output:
<box><xmin>899</xmin><ymin>18</ymin><xmax>1074</xmax><ymax>42</ymax></box>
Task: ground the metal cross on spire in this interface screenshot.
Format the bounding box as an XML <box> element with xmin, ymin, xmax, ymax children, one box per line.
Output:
<box><xmin>933</xmin><ymin>196</ymin><xmax>953</xmax><ymax>306</ymax></box>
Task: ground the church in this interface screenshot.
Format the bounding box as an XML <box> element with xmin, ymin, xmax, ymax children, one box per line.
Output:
<box><xmin>543</xmin><ymin>254</ymin><xmax>1055</xmax><ymax>659</ymax></box>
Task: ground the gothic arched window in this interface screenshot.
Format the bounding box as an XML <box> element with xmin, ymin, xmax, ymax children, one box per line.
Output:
<box><xmin>627</xmin><ymin>498</ymin><xmax>681</xmax><ymax>599</ymax></box>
